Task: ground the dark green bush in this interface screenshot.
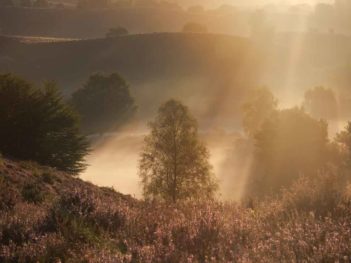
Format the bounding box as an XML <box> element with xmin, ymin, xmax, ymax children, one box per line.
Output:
<box><xmin>71</xmin><ymin>73</ymin><xmax>136</xmax><ymax>135</ymax></box>
<box><xmin>0</xmin><ymin>74</ymin><xmax>89</xmax><ymax>174</ymax></box>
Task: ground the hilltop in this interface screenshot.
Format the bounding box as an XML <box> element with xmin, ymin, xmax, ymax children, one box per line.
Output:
<box><xmin>0</xmin><ymin>6</ymin><xmax>244</xmax><ymax>38</ymax></box>
<box><xmin>0</xmin><ymin>33</ymin><xmax>258</xmax><ymax>124</ymax></box>
<box><xmin>0</xmin><ymin>33</ymin><xmax>255</xmax><ymax>89</ymax></box>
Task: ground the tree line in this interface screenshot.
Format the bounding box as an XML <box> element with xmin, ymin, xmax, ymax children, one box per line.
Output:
<box><xmin>0</xmin><ymin>73</ymin><xmax>135</xmax><ymax>173</ymax></box>
<box><xmin>1</xmin><ymin>73</ymin><xmax>350</xmax><ymax>204</ymax></box>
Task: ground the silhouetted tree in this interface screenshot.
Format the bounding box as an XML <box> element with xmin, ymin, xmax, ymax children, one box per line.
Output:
<box><xmin>246</xmin><ymin>107</ymin><xmax>329</xmax><ymax>197</ymax></box>
<box><xmin>71</xmin><ymin>73</ymin><xmax>136</xmax><ymax>135</ymax></box>
<box><xmin>335</xmin><ymin>122</ymin><xmax>351</xmax><ymax>168</ymax></box>
<box><xmin>303</xmin><ymin>86</ymin><xmax>338</xmax><ymax>121</ymax></box>
<box><xmin>182</xmin><ymin>22</ymin><xmax>208</xmax><ymax>33</ymax></box>
<box><xmin>106</xmin><ymin>27</ymin><xmax>129</xmax><ymax>38</ymax></box>
<box><xmin>139</xmin><ymin>99</ymin><xmax>217</xmax><ymax>203</ymax></box>
<box><xmin>0</xmin><ymin>74</ymin><xmax>89</xmax><ymax>174</ymax></box>
<box><xmin>242</xmin><ymin>87</ymin><xmax>278</xmax><ymax>138</ymax></box>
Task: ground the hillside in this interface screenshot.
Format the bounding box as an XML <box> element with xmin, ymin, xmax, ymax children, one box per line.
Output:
<box><xmin>0</xmin><ymin>33</ymin><xmax>255</xmax><ymax>88</ymax></box>
<box><xmin>0</xmin><ymin>7</ymin><xmax>246</xmax><ymax>38</ymax></box>
<box><xmin>0</xmin><ymin>33</ymin><xmax>259</xmax><ymax>125</ymax></box>
<box><xmin>1</xmin><ymin>157</ymin><xmax>351</xmax><ymax>262</ymax></box>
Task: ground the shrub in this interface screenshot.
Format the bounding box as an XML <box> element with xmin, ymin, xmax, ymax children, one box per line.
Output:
<box><xmin>279</xmin><ymin>171</ymin><xmax>344</xmax><ymax>217</ymax></box>
<box><xmin>22</xmin><ymin>183</ymin><xmax>45</xmax><ymax>204</ymax></box>
<box><xmin>71</xmin><ymin>73</ymin><xmax>136</xmax><ymax>135</ymax></box>
<box><xmin>44</xmin><ymin>189</ymin><xmax>102</xmax><ymax>244</ymax></box>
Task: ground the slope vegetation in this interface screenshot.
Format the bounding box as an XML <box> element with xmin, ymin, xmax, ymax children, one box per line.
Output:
<box><xmin>1</xmin><ymin>156</ymin><xmax>351</xmax><ymax>262</ymax></box>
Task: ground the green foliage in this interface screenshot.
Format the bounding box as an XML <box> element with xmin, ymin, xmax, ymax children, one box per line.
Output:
<box><xmin>71</xmin><ymin>73</ymin><xmax>136</xmax><ymax>135</ymax></box>
<box><xmin>106</xmin><ymin>27</ymin><xmax>129</xmax><ymax>38</ymax></box>
<box><xmin>139</xmin><ymin>99</ymin><xmax>217</xmax><ymax>203</ymax></box>
<box><xmin>0</xmin><ymin>74</ymin><xmax>89</xmax><ymax>174</ymax></box>
<box><xmin>22</xmin><ymin>182</ymin><xmax>45</xmax><ymax>204</ymax></box>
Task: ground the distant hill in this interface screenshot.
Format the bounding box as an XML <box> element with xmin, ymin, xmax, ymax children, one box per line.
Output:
<box><xmin>0</xmin><ymin>33</ymin><xmax>260</xmax><ymax>125</ymax></box>
<box><xmin>0</xmin><ymin>7</ymin><xmax>246</xmax><ymax>38</ymax></box>
<box><xmin>0</xmin><ymin>32</ymin><xmax>256</xmax><ymax>85</ymax></box>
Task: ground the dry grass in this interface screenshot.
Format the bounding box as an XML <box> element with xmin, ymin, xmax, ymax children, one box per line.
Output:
<box><xmin>0</xmin><ymin>158</ymin><xmax>351</xmax><ymax>262</ymax></box>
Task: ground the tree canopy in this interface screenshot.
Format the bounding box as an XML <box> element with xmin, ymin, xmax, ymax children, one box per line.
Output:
<box><xmin>303</xmin><ymin>86</ymin><xmax>338</xmax><ymax>121</ymax></box>
<box><xmin>246</xmin><ymin>107</ymin><xmax>329</xmax><ymax>197</ymax></box>
<box><xmin>0</xmin><ymin>74</ymin><xmax>89</xmax><ymax>174</ymax></box>
<box><xmin>139</xmin><ymin>99</ymin><xmax>217</xmax><ymax>203</ymax></box>
<box><xmin>71</xmin><ymin>73</ymin><xmax>136</xmax><ymax>135</ymax></box>
<box><xmin>242</xmin><ymin>87</ymin><xmax>278</xmax><ymax>138</ymax></box>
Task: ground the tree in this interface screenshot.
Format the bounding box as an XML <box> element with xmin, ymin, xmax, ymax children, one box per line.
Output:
<box><xmin>139</xmin><ymin>99</ymin><xmax>217</xmax><ymax>203</ymax></box>
<box><xmin>182</xmin><ymin>22</ymin><xmax>208</xmax><ymax>33</ymax></box>
<box><xmin>106</xmin><ymin>27</ymin><xmax>129</xmax><ymax>38</ymax></box>
<box><xmin>71</xmin><ymin>73</ymin><xmax>136</xmax><ymax>135</ymax></box>
<box><xmin>303</xmin><ymin>86</ymin><xmax>338</xmax><ymax>121</ymax></box>
<box><xmin>335</xmin><ymin>122</ymin><xmax>351</xmax><ymax>169</ymax></box>
<box><xmin>0</xmin><ymin>74</ymin><xmax>89</xmax><ymax>174</ymax></box>
<box><xmin>242</xmin><ymin>87</ymin><xmax>278</xmax><ymax>138</ymax></box>
<box><xmin>246</xmin><ymin>107</ymin><xmax>329</xmax><ymax>197</ymax></box>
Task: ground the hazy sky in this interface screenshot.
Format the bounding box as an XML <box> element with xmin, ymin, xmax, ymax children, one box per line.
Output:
<box><xmin>179</xmin><ymin>0</ymin><xmax>333</xmax><ymax>8</ymax></box>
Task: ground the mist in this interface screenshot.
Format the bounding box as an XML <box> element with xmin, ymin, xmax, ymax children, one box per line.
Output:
<box><xmin>2</xmin><ymin>0</ymin><xmax>351</xmax><ymax>201</ymax></box>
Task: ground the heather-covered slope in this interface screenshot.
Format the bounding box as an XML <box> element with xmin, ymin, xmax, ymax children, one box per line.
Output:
<box><xmin>1</xmin><ymin>156</ymin><xmax>351</xmax><ymax>262</ymax></box>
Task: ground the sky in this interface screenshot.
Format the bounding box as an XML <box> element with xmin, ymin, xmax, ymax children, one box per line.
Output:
<box><xmin>178</xmin><ymin>0</ymin><xmax>333</xmax><ymax>8</ymax></box>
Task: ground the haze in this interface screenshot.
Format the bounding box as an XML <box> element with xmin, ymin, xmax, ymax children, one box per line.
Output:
<box><xmin>0</xmin><ymin>0</ymin><xmax>350</xmax><ymax>200</ymax></box>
